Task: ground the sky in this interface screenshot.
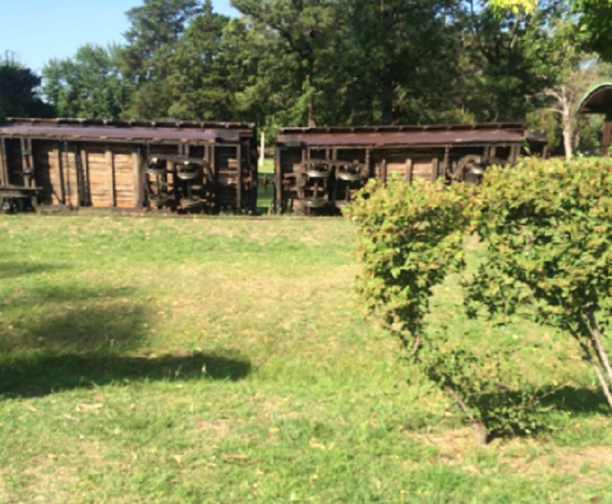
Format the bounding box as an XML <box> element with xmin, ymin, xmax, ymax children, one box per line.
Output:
<box><xmin>0</xmin><ymin>0</ymin><xmax>238</xmax><ymax>73</ymax></box>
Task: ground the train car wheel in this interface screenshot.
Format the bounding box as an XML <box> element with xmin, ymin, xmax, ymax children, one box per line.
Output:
<box><xmin>304</xmin><ymin>197</ymin><xmax>328</xmax><ymax>209</ymax></box>
<box><xmin>1</xmin><ymin>197</ymin><xmax>24</xmax><ymax>214</ymax></box>
<box><xmin>454</xmin><ymin>155</ymin><xmax>485</xmax><ymax>183</ymax></box>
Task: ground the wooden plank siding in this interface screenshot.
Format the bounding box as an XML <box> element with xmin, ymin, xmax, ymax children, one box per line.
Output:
<box><xmin>0</xmin><ymin>118</ymin><xmax>258</xmax><ymax>213</ymax></box>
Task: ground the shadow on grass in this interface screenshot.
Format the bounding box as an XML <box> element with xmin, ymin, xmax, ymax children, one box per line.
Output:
<box><xmin>0</xmin><ymin>286</ymin><xmax>146</xmax><ymax>354</ymax></box>
<box><xmin>0</xmin><ymin>261</ymin><xmax>68</xmax><ymax>280</ymax></box>
<box><xmin>0</xmin><ymin>284</ymin><xmax>252</xmax><ymax>398</ymax></box>
<box><xmin>0</xmin><ymin>351</ymin><xmax>252</xmax><ymax>399</ymax></box>
<box><xmin>474</xmin><ymin>386</ymin><xmax>610</xmax><ymax>443</ymax></box>
<box><xmin>539</xmin><ymin>385</ymin><xmax>609</xmax><ymax>415</ymax></box>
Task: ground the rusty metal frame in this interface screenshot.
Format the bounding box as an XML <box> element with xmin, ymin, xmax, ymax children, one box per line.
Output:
<box><xmin>275</xmin><ymin>122</ymin><xmax>529</xmax><ymax>214</ymax></box>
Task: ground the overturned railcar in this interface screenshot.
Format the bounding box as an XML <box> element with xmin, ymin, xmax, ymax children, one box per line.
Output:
<box><xmin>0</xmin><ymin>118</ymin><xmax>257</xmax><ymax>214</ymax></box>
<box><xmin>275</xmin><ymin>123</ymin><xmax>527</xmax><ymax>214</ymax></box>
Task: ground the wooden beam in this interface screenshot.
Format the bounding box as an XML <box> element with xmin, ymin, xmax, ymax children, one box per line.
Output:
<box><xmin>236</xmin><ymin>142</ymin><xmax>243</xmax><ymax>214</ymax></box>
<box><xmin>106</xmin><ymin>144</ymin><xmax>115</xmax><ymax>207</ymax></box>
<box><xmin>406</xmin><ymin>157</ymin><xmax>413</xmax><ymax>184</ymax></box>
<box><xmin>57</xmin><ymin>143</ymin><xmax>65</xmax><ymax>205</ymax></box>
<box><xmin>0</xmin><ymin>138</ymin><xmax>9</xmax><ymax>187</ymax></box>
<box><xmin>382</xmin><ymin>159</ymin><xmax>388</xmax><ymax>183</ymax></box>
<box><xmin>82</xmin><ymin>147</ymin><xmax>91</xmax><ymax>206</ymax></box>
<box><xmin>74</xmin><ymin>146</ymin><xmax>84</xmax><ymax>207</ymax></box>
<box><xmin>510</xmin><ymin>145</ymin><xmax>520</xmax><ymax>163</ymax></box>
<box><xmin>64</xmin><ymin>143</ymin><xmax>73</xmax><ymax>206</ymax></box>
<box><xmin>431</xmin><ymin>157</ymin><xmax>439</xmax><ymax>182</ymax></box>
<box><xmin>134</xmin><ymin>146</ymin><xmax>143</xmax><ymax>208</ymax></box>
<box><xmin>20</xmin><ymin>137</ymin><xmax>34</xmax><ymax>188</ymax></box>
<box><xmin>26</xmin><ymin>138</ymin><xmax>34</xmax><ymax>189</ymax></box>
<box><xmin>603</xmin><ymin>120</ymin><xmax>612</xmax><ymax>157</ymax></box>
<box><xmin>275</xmin><ymin>147</ymin><xmax>282</xmax><ymax>213</ymax></box>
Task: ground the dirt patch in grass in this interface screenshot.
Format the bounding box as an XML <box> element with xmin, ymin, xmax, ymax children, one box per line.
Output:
<box><xmin>410</xmin><ymin>425</ymin><xmax>612</xmax><ymax>476</ymax></box>
<box><xmin>23</xmin><ymin>455</ymin><xmax>79</xmax><ymax>503</ymax></box>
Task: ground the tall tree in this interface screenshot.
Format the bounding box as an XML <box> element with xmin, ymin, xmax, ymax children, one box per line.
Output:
<box><xmin>42</xmin><ymin>44</ymin><xmax>127</xmax><ymax>119</ymax></box>
<box><xmin>340</xmin><ymin>0</ymin><xmax>462</xmax><ymax>125</ymax></box>
<box><xmin>231</xmin><ymin>0</ymin><xmax>341</xmax><ymax>127</ymax></box>
<box><xmin>488</xmin><ymin>0</ymin><xmax>612</xmax><ymax>62</ymax></box>
<box><xmin>165</xmin><ymin>0</ymin><xmax>233</xmax><ymax>120</ymax></box>
<box><xmin>0</xmin><ymin>63</ymin><xmax>54</xmax><ymax>122</ymax></box>
<box><xmin>120</xmin><ymin>0</ymin><xmax>201</xmax><ymax>119</ymax></box>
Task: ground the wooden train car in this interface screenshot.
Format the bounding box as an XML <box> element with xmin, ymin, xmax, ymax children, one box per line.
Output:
<box><xmin>275</xmin><ymin>123</ymin><xmax>528</xmax><ymax>214</ymax></box>
<box><xmin>0</xmin><ymin>118</ymin><xmax>257</xmax><ymax>214</ymax></box>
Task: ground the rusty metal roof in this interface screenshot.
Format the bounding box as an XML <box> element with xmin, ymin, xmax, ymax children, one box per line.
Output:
<box><xmin>5</xmin><ymin>117</ymin><xmax>255</xmax><ymax>130</ymax></box>
<box><xmin>0</xmin><ymin>117</ymin><xmax>255</xmax><ymax>143</ymax></box>
<box><xmin>277</xmin><ymin>123</ymin><xmax>525</xmax><ymax>147</ymax></box>
<box><xmin>579</xmin><ymin>83</ymin><xmax>612</xmax><ymax>115</ymax></box>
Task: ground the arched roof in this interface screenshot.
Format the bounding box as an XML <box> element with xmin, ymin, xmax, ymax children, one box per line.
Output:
<box><xmin>579</xmin><ymin>83</ymin><xmax>612</xmax><ymax>115</ymax></box>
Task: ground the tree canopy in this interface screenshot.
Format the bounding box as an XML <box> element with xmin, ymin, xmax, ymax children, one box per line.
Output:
<box><xmin>0</xmin><ymin>63</ymin><xmax>54</xmax><ymax>123</ymax></box>
<box><xmin>23</xmin><ymin>0</ymin><xmax>611</xmax><ymax>151</ymax></box>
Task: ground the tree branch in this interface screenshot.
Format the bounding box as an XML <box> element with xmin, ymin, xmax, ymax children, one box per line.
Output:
<box><xmin>586</xmin><ymin>307</ymin><xmax>612</xmax><ymax>386</ymax></box>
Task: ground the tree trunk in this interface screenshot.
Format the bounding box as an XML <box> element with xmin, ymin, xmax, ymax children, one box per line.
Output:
<box><xmin>562</xmin><ymin>119</ymin><xmax>573</xmax><ymax>160</ymax></box>
<box><xmin>306</xmin><ymin>71</ymin><xmax>316</xmax><ymax>127</ymax></box>
<box><xmin>561</xmin><ymin>86</ymin><xmax>574</xmax><ymax>160</ymax></box>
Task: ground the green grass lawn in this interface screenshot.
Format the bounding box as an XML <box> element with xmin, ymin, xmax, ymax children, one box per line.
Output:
<box><xmin>0</xmin><ymin>214</ymin><xmax>611</xmax><ymax>503</ymax></box>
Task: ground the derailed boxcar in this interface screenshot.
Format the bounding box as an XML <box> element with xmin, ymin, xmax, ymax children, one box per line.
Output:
<box><xmin>0</xmin><ymin>118</ymin><xmax>257</xmax><ymax>214</ymax></box>
<box><xmin>275</xmin><ymin>123</ymin><xmax>527</xmax><ymax>214</ymax></box>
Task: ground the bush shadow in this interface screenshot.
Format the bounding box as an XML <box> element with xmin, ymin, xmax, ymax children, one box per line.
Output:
<box><xmin>538</xmin><ymin>385</ymin><xmax>609</xmax><ymax>415</ymax></box>
<box><xmin>477</xmin><ymin>386</ymin><xmax>609</xmax><ymax>442</ymax></box>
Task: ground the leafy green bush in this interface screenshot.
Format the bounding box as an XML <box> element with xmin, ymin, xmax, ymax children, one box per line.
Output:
<box><xmin>346</xmin><ymin>178</ymin><xmax>546</xmax><ymax>441</ymax></box>
<box><xmin>467</xmin><ymin>157</ymin><xmax>612</xmax><ymax>409</ymax></box>
<box><xmin>345</xmin><ymin>179</ymin><xmax>470</xmax><ymax>354</ymax></box>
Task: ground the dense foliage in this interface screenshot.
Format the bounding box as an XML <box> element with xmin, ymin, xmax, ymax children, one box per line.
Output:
<box><xmin>346</xmin><ymin>179</ymin><xmax>547</xmax><ymax>440</ymax></box>
<box><xmin>0</xmin><ymin>0</ymin><xmax>592</xmax><ymax>153</ymax></box>
<box><xmin>348</xmin><ymin>158</ymin><xmax>612</xmax><ymax>440</ymax></box>
<box><xmin>345</xmin><ymin>179</ymin><xmax>471</xmax><ymax>352</ymax></box>
<box><xmin>467</xmin><ymin>157</ymin><xmax>612</xmax><ymax>408</ymax></box>
<box><xmin>0</xmin><ymin>63</ymin><xmax>54</xmax><ymax>123</ymax></box>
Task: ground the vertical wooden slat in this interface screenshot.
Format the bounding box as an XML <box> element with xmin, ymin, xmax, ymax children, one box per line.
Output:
<box><xmin>405</xmin><ymin>158</ymin><xmax>413</xmax><ymax>184</ymax></box>
<box><xmin>431</xmin><ymin>157</ymin><xmax>439</xmax><ymax>182</ymax></box>
<box><xmin>0</xmin><ymin>137</ymin><xmax>8</xmax><ymax>186</ymax></box>
<box><xmin>134</xmin><ymin>147</ymin><xmax>143</xmax><ymax>208</ymax></box>
<box><xmin>20</xmin><ymin>138</ymin><xmax>27</xmax><ymax>187</ymax></box>
<box><xmin>74</xmin><ymin>146</ymin><xmax>83</xmax><ymax>207</ymax></box>
<box><xmin>82</xmin><ymin>147</ymin><xmax>90</xmax><ymax>206</ymax></box>
<box><xmin>27</xmin><ymin>138</ymin><xmax>34</xmax><ymax>189</ymax></box>
<box><xmin>275</xmin><ymin>147</ymin><xmax>282</xmax><ymax>213</ymax></box>
<box><xmin>236</xmin><ymin>142</ymin><xmax>242</xmax><ymax>213</ymax></box>
<box><xmin>510</xmin><ymin>145</ymin><xmax>520</xmax><ymax>163</ymax></box>
<box><xmin>212</xmin><ymin>143</ymin><xmax>219</xmax><ymax>211</ymax></box>
<box><xmin>20</xmin><ymin>137</ymin><xmax>34</xmax><ymax>188</ymax></box>
<box><xmin>106</xmin><ymin>145</ymin><xmax>115</xmax><ymax>207</ymax></box>
<box><xmin>57</xmin><ymin>142</ymin><xmax>66</xmax><ymax>205</ymax></box>
<box><xmin>63</xmin><ymin>142</ymin><xmax>72</xmax><ymax>206</ymax></box>
<box><xmin>442</xmin><ymin>147</ymin><xmax>450</xmax><ymax>180</ymax></box>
